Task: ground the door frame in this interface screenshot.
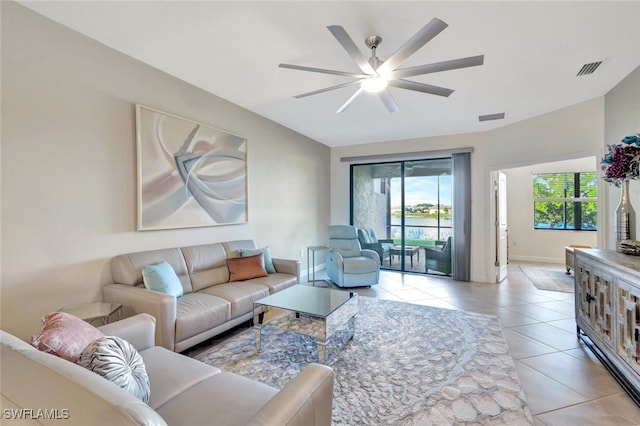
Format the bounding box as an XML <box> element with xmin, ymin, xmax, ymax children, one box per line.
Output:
<box><xmin>493</xmin><ymin>171</ymin><xmax>508</xmax><ymax>282</ymax></box>
<box><xmin>489</xmin><ymin>170</ymin><xmax>506</xmax><ymax>283</ymax></box>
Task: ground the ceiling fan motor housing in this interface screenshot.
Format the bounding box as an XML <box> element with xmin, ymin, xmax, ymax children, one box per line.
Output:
<box><xmin>365</xmin><ymin>35</ymin><xmax>383</xmax><ymax>70</ymax></box>
<box><xmin>365</xmin><ymin>35</ymin><xmax>382</xmax><ymax>49</ymax></box>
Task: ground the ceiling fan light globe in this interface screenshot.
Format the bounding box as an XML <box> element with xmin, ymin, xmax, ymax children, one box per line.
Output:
<box><xmin>376</xmin><ymin>68</ymin><xmax>393</xmax><ymax>79</ymax></box>
<box><xmin>361</xmin><ymin>77</ymin><xmax>388</xmax><ymax>93</ymax></box>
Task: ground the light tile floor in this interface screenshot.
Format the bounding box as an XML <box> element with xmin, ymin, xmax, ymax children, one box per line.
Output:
<box><xmin>310</xmin><ymin>262</ymin><xmax>640</xmax><ymax>425</ymax></box>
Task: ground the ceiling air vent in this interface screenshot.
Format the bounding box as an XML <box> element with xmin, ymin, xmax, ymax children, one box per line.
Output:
<box><xmin>479</xmin><ymin>113</ymin><xmax>505</xmax><ymax>122</ymax></box>
<box><xmin>577</xmin><ymin>61</ymin><xmax>602</xmax><ymax>76</ymax></box>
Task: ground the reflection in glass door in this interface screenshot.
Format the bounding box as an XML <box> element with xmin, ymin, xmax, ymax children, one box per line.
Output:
<box><xmin>351</xmin><ymin>158</ymin><xmax>452</xmax><ymax>275</ymax></box>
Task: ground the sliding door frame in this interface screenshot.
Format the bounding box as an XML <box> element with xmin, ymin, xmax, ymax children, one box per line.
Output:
<box><xmin>350</xmin><ymin>158</ymin><xmax>453</xmax><ymax>275</ymax></box>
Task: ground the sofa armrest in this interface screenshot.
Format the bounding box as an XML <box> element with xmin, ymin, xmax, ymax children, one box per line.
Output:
<box><xmin>326</xmin><ymin>250</ymin><xmax>344</xmax><ymax>265</ymax></box>
<box><xmin>325</xmin><ymin>250</ymin><xmax>344</xmax><ymax>285</ymax></box>
<box><xmin>271</xmin><ymin>258</ymin><xmax>301</xmax><ymax>283</ymax></box>
<box><xmin>361</xmin><ymin>249</ymin><xmax>380</xmax><ymax>264</ymax></box>
<box><xmin>103</xmin><ymin>284</ymin><xmax>178</xmax><ymax>351</ymax></box>
<box><xmin>246</xmin><ymin>363</ymin><xmax>334</xmax><ymax>426</ymax></box>
<box><xmin>97</xmin><ymin>313</ymin><xmax>156</xmax><ymax>352</ymax></box>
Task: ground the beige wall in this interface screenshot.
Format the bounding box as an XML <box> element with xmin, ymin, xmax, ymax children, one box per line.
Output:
<box><xmin>503</xmin><ymin>157</ymin><xmax>598</xmax><ymax>263</ymax></box>
<box><xmin>331</xmin><ymin>98</ymin><xmax>605</xmax><ymax>283</ymax></box>
<box><xmin>1</xmin><ymin>3</ymin><xmax>330</xmax><ymax>339</ymax></box>
<box><xmin>604</xmin><ymin>66</ymin><xmax>640</xmax><ymax>249</ymax></box>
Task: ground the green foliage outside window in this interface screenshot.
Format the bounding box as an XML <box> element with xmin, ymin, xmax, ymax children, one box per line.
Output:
<box><xmin>533</xmin><ymin>172</ymin><xmax>597</xmax><ymax>230</ymax></box>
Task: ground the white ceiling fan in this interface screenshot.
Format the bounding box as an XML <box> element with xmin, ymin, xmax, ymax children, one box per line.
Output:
<box><xmin>279</xmin><ymin>18</ymin><xmax>484</xmax><ymax>113</ymax></box>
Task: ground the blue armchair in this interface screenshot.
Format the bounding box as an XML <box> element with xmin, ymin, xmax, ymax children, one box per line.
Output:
<box><xmin>326</xmin><ymin>225</ymin><xmax>380</xmax><ymax>287</ymax></box>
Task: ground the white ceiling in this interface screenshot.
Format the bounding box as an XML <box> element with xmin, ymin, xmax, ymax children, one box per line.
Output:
<box><xmin>19</xmin><ymin>1</ymin><xmax>640</xmax><ymax>147</ymax></box>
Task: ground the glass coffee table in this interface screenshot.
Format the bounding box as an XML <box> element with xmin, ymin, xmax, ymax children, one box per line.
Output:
<box><xmin>253</xmin><ymin>285</ymin><xmax>358</xmax><ymax>363</ymax></box>
<box><xmin>58</xmin><ymin>302</ymin><xmax>122</xmax><ymax>325</ymax></box>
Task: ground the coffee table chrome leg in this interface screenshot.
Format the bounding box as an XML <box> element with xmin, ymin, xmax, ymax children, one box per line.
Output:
<box><xmin>253</xmin><ymin>309</ymin><xmax>262</xmax><ymax>352</ymax></box>
<box><xmin>254</xmin><ymin>326</ymin><xmax>262</xmax><ymax>352</ymax></box>
<box><xmin>317</xmin><ymin>322</ymin><xmax>328</xmax><ymax>363</ymax></box>
<box><xmin>348</xmin><ymin>315</ymin><xmax>356</xmax><ymax>340</ymax></box>
<box><xmin>317</xmin><ymin>340</ymin><xmax>327</xmax><ymax>363</ymax></box>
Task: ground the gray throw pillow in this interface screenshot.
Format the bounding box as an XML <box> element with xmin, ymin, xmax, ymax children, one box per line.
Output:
<box><xmin>77</xmin><ymin>336</ymin><xmax>150</xmax><ymax>403</ymax></box>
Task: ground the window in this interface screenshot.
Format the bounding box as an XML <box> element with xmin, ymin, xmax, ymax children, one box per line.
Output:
<box><xmin>533</xmin><ymin>172</ymin><xmax>597</xmax><ymax>230</ymax></box>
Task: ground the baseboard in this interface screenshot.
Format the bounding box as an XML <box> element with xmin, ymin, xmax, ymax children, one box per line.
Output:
<box><xmin>509</xmin><ymin>255</ymin><xmax>563</xmax><ymax>264</ymax></box>
<box><xmin>470</xmin><ymin>273</ymin><xmax>492</xmax><ymax>284</ymax></box>
<box><xmin>301</xmin><ymin>263</ymin><xmax>327</xmax><ymax>281</ymax></box>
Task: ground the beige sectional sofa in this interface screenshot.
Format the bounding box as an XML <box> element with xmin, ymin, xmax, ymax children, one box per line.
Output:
<box><xmin>1</xmin><ymin>314</ymin><xmax>335</xmax><ymax>425</ymax></box>
<box><xmin>104</xmin><ymin>240</ymin><xmax>300</xmax><ymax>352</ymax></box>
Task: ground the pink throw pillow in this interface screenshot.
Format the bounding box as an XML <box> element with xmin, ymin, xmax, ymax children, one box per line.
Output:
<box><xmin>31</xmin><ymin>311</ymin><xmax>105</xmax><ymax>362</ymax></box>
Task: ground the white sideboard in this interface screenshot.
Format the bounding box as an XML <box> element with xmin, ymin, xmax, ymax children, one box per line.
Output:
<box><xmin>574</xmin><ymin>248</ymin><xmax>640</xmax><ymax>405</ymax></box>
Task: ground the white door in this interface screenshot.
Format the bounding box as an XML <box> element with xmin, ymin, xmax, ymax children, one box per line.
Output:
<box><xmin>495</xmin><ymin>171</ymin><xmax>508</xmax><ymax>282</ymax></box>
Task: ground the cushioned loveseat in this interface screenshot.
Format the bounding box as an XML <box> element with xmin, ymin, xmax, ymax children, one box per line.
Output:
<box><xmin>104</xmin><ymin>240</ymin><xmax>300</xmax><ymax>352</ymax></box>
<box><xmin>1</xmin><ymin>314</ymin><xmax>334</xmax><ymax>425</ymax></box>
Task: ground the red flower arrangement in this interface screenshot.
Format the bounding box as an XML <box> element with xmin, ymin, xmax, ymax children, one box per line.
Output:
<box><xmin>601</xmin><ymin>134</ymin><xmax>640</xmax><ymax>187</ymax></box>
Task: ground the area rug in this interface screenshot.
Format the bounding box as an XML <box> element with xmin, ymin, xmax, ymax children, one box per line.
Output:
<box><xmin>518</xmin><ymin>264</ymin><xmax>575</xmax><ymax>293</ymax></box>
<box><xmin>195</xmin><ymin>297</ymin><xmax>532</xmax><ymax>425</ymax></box>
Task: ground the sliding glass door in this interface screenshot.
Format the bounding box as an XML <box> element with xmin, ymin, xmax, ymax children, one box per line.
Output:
<box><xmin>351</xmin><ymin>158</ymin><xmax>452</xmax><ymax>275</ymax></box>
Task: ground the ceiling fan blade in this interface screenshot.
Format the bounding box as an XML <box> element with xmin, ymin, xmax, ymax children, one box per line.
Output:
<box><xmin>279</xmin><ymin>63</ymin><xmax>368</xmax><ymax>79</ymax></box>
<box><xmin>327</xmin><ymin>25</ymin><xmax>377</xmax><ymax>75</ymax></box>
<box><xmin>336</xmin><ymin>87</ymin><xmax>365</xmax><ymax>113</ymax></box>
<box><xmin>388</xmin><ymin>79</ymin><xmax>454</xmax><ymax>97</ymax></box>
<box><xmin>293</xmin><ymin>80</ymin><xmax>363</xmax><ymax>98</ymax></box>
<box><xmin>391</xmin><ymin>55</ymin><xmax>484</xmax><ymax>79</ymax></box>
<box><xmin>378</xmin><ymin>89</ymin><xmax>399</xmax><ymax>113</ymax></box>
<box><xmin>377</xmin><ymin>18</ymin><xmax>448</xmax><ymax>76</ymax></box>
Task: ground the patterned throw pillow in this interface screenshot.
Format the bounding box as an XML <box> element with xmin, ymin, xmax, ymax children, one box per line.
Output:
<box><xmin>77</xmin><ymin>336</ymin><xmax>150</xmax><ymax>403</ymax></box>
<box><xmin>31</xmin><ymin>312</ymin><xmax>105</xmax><ymax>362</ymax></box>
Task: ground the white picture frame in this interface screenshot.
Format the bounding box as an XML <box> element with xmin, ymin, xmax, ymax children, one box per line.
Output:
<box><xmin>135</xmin><ymin>104</ymin><xmax>247</xmax><ymax>230</ymax></box>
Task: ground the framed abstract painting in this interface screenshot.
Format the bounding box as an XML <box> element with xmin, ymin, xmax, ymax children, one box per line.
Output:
<box><xmin>135</xmin><ymin>105</ymin><xmax>247</xmax><ymax>230</ymax></box>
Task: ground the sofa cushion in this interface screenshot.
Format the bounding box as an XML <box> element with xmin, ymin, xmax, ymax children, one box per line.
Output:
<box><xmin>226</xmin><ymin>254</ymin><xmax>268</xmax><ymax>282</ymax></box>
<box><xmin>199</xmin><ymin>283</ymin><xmax>269</xmax><ymax>318</ymax></box>
<box><xmin>247</xmin><ymin>273</ymin><xmax>297</xmax><ymax>294</ymax></box>
<box><xmin>142</xmin><ymin>261</ymin><xmax>184</xmax><ymax>298</ymax></box>
<box><xmin>112</xmin><ymin>247</ymin><xmax>193</xmax><ymax>294</ymax></box>
<box><xmin>222</xmin><ymin>240</ymin><xmax>258</xmax><ymax>258</ymax></box>
<box><xmin>366</xmin><ymin>228</ymin><xmax>380</xmax><ymax>243</ymax></box>
<box><xmin>31</xmin><ymin>312</ymin><xmax>105</xmax><ymax>362</ymax></box>
<box><xmin>140</xmin><ymin>346</ymin><xmax>221</xmax><ymax>409</ymax></box>
<box><xmin>77</xmin><ymin>336</ymin><xmax>150</xmax><ymax>403</ymax></box>
<box><xmin>175</xmin><ymin>293</ymin><xmax>231</xmax><ymax>343</ymax></box>
<box><xmin>342</xmin><ymin>256</ymin><xmax>379</xmax><ymax>274</ymax></box>
<box><xmin>330</xmin><ymin>239</ymin><xmax>362</xmax><ymax>258</ymax></box>
<box><xmin>240</xmin><ymin>246</ymin><xmax>276</xmax><ymax>274</ymax></box>
<box><xmin>357</xmin><ymin>229</ymin><xmax>373</xmax><ymax>244</ymax></box>
<box><xmin>155</xmin><ymin>372</ymin><xmax>277</xmax><ymax>426</ymax></box>
<box><xmin>181</xmin><ymin>243</ymin><xmax>229</xmax><ymax>291</ymax></box>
